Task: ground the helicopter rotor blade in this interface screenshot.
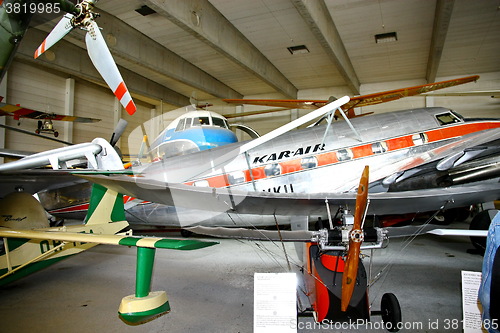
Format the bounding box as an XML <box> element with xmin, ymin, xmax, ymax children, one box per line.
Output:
<box><xmin>85</xmin><ymin>21</ymin><xmax>136</xmax><ymax>115</ymax></box>
<box><xmin>34</xmin><ymin>14</ymin><xmax>74</xmax><ymax>59</ymax></box>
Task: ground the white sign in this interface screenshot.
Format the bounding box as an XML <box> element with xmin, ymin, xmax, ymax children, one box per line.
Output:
<box><xmin>254</xmin><ymin>273</ymin><xmax>297</xmax><ymax>333</ymax></box>
<box><xmin>461</xmin><ymin>271</ymin><xmax>486</xmax><ymax>333</ymax></box>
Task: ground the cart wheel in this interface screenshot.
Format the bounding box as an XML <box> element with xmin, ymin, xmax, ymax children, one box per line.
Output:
<box><xmin>381</xmin><ymin>293</ymin><xmax>401</xmax><ymax>332</ymax></box>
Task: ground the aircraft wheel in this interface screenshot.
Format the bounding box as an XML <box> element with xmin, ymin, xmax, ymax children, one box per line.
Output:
<box><xmin>469</xmin><ymin>210</ymin><xmax>494</xmax><ymax>253</ymax></box>
<box><xmin>433</xmin><ymin>208</ymin><xmax>468</xmax><ymax>225</ymax></box>
<box><xmin>54</xmin><ymin>131</ymin><xmax>59</xmax><ymax>137</ymax></box>
<box><xmin>381</xmin><ymin>293</ymin><xmax>401</xmax><ymax>332</ymax></box>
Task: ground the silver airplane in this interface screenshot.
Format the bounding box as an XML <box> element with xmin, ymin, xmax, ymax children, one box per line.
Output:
<box><xmin>3</xmin><ymin>96</ymin><xmax>499</xmax><ymax>232</ymax></box>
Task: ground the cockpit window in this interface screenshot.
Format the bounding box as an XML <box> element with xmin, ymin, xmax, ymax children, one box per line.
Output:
<box><xmin>175</xmin><ymin>118</ymin><xmax>186</xmax><ymax>132</ymax></box>
<box><xmin>436</xmin><ymin>112</ymin><xmax>463</xmax><ymax>126</ymax></box>
<box><xmin>212</xmin><ymin>117</ymin><xmax>228</xmax><ymax>129</ymax></box>
<box><xmin>193</xmin><ymin>117</ymin><xmax>210</xmax><ymax>126</ymax></box>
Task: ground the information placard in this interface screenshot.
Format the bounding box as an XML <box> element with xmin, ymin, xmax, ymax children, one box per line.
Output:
<box><xmin>254</xmin><ymin>273</ymin><xmax>297</xmax><ymax>333</ymax></box>
<box><xmin>462</xmin><ymin>271</ymin><xmax>486</xmax><ymax>333</ymax></box>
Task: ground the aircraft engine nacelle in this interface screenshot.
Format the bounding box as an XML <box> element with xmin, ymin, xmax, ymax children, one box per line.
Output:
<box><xmin>0</xmin><ymin>191</ymin><xmax>49</xmax><ymax>229</ymax></box>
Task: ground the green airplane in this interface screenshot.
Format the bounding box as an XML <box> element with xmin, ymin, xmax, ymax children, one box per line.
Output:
<box><xmin>0</xmin><ymin>0</ymin><xmax>76</xmax><ymax>82</ymax></box>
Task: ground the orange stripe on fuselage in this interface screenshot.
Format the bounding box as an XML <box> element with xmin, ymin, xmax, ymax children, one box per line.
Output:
<box><xmin>187</xmin><ymin>121</ymin><xmax>500</xmax><ymax>189</ymax></box>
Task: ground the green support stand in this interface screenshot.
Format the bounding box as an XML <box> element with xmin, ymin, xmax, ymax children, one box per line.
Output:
<box><xmin>118</xmin><ymin>247</ymin><xmax>170</xmax><ymax>325</ymax></box>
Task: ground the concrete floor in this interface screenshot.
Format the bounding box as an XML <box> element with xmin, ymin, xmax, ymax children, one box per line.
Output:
<box><xmin>0</xmin><ymin>227</ymin><xmax>483</xmax><ymax>333</ymax></box>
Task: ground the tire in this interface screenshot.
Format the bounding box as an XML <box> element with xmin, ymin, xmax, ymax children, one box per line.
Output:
<box><xmin>381</xmin><ymin>293</ymin><xmax>402</xmax><ymax>332</ymax></box>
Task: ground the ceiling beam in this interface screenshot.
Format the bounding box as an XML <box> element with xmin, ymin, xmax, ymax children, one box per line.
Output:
<box><xmin>426</xmin><ymin>0</ymin><xmax>455</xmax><ymax>83</ymax></box>
<box><xmin>87</xmin><ymin>10</ymin><xmax>243</xmax><ymax>100</ymax></box>
<box><xmin>292</xmin><ymin>0</ymin><xmax>360</xmax><ymax>94</ymax></box>
<box><xmin>16</xmin><ymin>28</ymin><xmax>190</xmax><ymax>107</ymax></box>
<box><xmin>143</xmin><ymin>0</ymin><xmax>298</xmax><ymax>99</ymax></box>
<box><xmin>32</xmin><ymin>9</ymin><xmax>242</xmax><ymax>101</ymax></box>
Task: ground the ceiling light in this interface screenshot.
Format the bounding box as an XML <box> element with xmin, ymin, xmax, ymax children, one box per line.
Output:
<box><xmin>135</xmin><ymin>5</ymin><xmax>156</xmax><ymax>16</ymax></box>
<box><xmin>375</xmin><ymin>32</ymin><xmax>398</xmax><ymax>44</ymax></box>
<box><xmin>287</xmin><ymin>45</ymin><xmax>310</xmax><ymax>55</ymax></box>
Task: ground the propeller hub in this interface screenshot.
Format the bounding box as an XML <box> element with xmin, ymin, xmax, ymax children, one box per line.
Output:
<box><xmin>350</xmin><ymin>228</ymin><xmax>364</xmax><ymax>243</ymax></box>
<box><xmin>72</xmin><ymin>0</ymin><xmax>99</xmax><ymax>29</ymax></box>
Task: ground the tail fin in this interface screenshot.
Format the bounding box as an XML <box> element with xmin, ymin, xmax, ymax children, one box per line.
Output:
<box><xmin>85</xmin><ymin>183</ymin><xmax>126</xmax><ymax>225</ymax></box>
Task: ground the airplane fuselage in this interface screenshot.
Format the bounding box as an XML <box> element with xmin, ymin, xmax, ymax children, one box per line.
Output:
<box><xmin>37</xmin><ymin>105</ymin><xmax>500</xmax><ymax>227</ymax></box>
<box><xmin>141</xmin><ymin>107</ymin><xmax>500</xmax><ymax>196</ymax></box>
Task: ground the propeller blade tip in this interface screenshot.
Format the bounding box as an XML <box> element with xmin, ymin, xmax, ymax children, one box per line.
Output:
<box><xmin>125</xmin><ymin>101</ymin><xmax>136</xmax><ymax>115</ymax></box>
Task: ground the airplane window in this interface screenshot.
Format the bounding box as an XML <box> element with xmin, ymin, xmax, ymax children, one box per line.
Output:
<box><xmin>372</xmin><ymin>142</ymin><xmax>388</xmax><ymax>154</ymax></box>
<box><xmin>175</xmin><ymin>118</ymin><xmax>186</xmax><ymax>132</ymax></box>
<box><xmin>301</xmin><ymin>156</ymin><xmax>318</xmax><ymax>169</ymax></box>
<box><xmin>412</xmin><ymin>133</ymin><xmax>428</xmax><ymax>146</ymax></box>
<box><xmin>264</xmin><ymin>163</ymin><xmax>282</xmax><ymax>177</ymax></box>
<box><xmin>212</xmin><ymin>117</ymin><xmax>227</xmax><ymax>129</ymax></box>
<box><xmin>336</xmin><ymin>149</ymin><xmax>353</xmax><ymax>162</ymax></box>
<box><xmin>184</xmin><ymin>118</ymin><xmax>193</xmax><ymax>129</ymax></box>
<box><xmin>193</xmin><ymin>117</ymin><xmax>210</xmax><ymax>126</ymax></box>
<box><xmin>194</xmin><ymin>180</ymin><xmax>210</xmax><ymax>187</ymax></box>
<box><xmin>436</xmin><ymin>112</ymin><xmax>462</xmax><ymax>126</ymax></box>
<box><xmin>228</xmin><ymin>171</ymin><xmax>246</xmax><ymax>185</ymax></box>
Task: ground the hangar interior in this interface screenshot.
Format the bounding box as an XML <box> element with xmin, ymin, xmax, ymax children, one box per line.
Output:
<box><xmin>0</xmin><ymin>0</ymin><xmax>499</xmax><ymax>159</ymax></box>
<box><xmin>1</xmin><ymin>0</ymin><xmax>500</xmax><ymax>332</ymax></box>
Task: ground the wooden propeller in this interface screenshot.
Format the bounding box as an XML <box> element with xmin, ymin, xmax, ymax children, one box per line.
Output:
<box><xmin>341</xmin><ymin>165</ymin><xmax>369</xmax><ymax>312</ymax></box>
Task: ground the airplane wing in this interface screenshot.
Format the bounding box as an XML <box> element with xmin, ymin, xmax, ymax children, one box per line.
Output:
<box><xmin>0</xmin><ymin>228</ymin><xmax>217</xmax><ymax>250</ymax></box>
<box><xmin>0</xmin><ymin>100</ymin><xmax>101</xmax><ymax>123</ymax></box>
<box><xmin>77</xmin><ymin>172</ymin><xmax>500</xmax><ymax>218</ymax></box>
<box><xmin>76</xmin><ymin>126</ymin><xmax>500</xmax><ymax>218</ymax></box>
<box><xmin>423</xmin><ymin>90</ymin><xmax>500</xmax><ymax>98</ymax></box>
<box><xmin>223</xmin><ymin>75</ymin><xmax>480</xmax><ymax>118</ymax></box>
<box><xmin>0</xmin><ymin>169</ymin><xmax>84</xmax><ymax>197</ymax></box>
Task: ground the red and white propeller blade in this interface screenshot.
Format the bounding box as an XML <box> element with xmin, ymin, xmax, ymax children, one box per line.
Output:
<box><xmin>34</xmin><ymin>14</ymin><xmax>74</xmax><ymax>59</ymax></box>
<box><xmin>85</xmin><ymin>22</ymin><xmax>137</xmax><ymax>115</ymax></box>
<box><xmin>85</xmin><ymin>21</ymin><xmax>136</xmax><ymax>115</ymax></box>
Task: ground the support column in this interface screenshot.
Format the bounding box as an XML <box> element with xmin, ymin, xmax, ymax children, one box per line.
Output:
<box><xmin>0</xmin><ymin>73</ymin><xmax>7</xmax><ymax>164</ymax></box>
<box><xmin>235</xmin><ymin>105</ymin><xmax>243</xmax><ymax>142</ymax></box>
<box><xmin>425</xmin><ymin>95</ymin><xmax>435</xmax><ymax>107</ymax></box>
<box><xmin>150</xmin><ymin>107</ymin><xmax>159</xmax><ymax>139</ymax></box>
<box><xmin>63</xmin><ymin>78</ymin><xmax>75</xmax><ymax>143</ymax></box>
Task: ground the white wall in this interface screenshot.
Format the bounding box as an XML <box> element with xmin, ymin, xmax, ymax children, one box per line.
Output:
<box><xmin>3</xmin><ymin>59</ymin><xmax>499</xmax><ymax>157</ymax></box>
<box><xmin>3</xmin><ymin>61</ymin><xmax>157</xmax><ymax>161</ymax></box>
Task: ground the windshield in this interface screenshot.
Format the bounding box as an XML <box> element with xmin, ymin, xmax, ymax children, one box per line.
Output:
<box><xmin>435</xmin><ymin>111</ymin><xmax>463</xmax><ymax>126</ymax></box>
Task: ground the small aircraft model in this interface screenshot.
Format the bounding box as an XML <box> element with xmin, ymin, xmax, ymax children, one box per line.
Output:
<box><xmin>188</xmin><ymin>166</ymin><xmax>403</xmax><ymax>330</ymax></box>
<box><xmin>0</xmin><ymin>138</ymin><xmax>217</xmax><ymax>325</ymax></box>
<box><xmin>0</xmin><ymin>96</ymin><xmax>101</xmax><ymax>137</ymax></box>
